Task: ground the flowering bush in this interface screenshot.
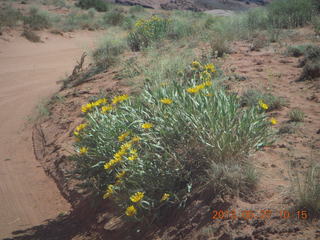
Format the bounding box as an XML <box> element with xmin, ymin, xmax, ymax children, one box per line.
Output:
<box><xmin>73</xmin><ymin>61</ymin><xmax>273</xmax><ymax>221</ymax></box>
<box><xmin>127</xmin><ymin>16</ymin><xmax>171</xmax><ymax>51</ymax></box>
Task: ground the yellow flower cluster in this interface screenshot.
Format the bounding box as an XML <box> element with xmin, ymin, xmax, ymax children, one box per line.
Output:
<box><xmin>74</xmin><ymin>123</ymin><xmax>87</xmax><ymax>136</ymax></box>
<box><xmin>186</xmin><ymin>81</ymin><xmax>213</xmax><ymax>94</ymax></box>
<box><xmin>130</xmin><ymin>192</ymin><xmax>144</xmax><ymax>203</ymax></box>
<box><xmin>104</xmin><ymin>136</ymin><xmax>140</xmax><ymax>170</ymax></box>
<box><xmin>112</xmin><ymin>94</ymin><xmax>129</xmax><ymax>105</ymax></box>
<box><xmin>103</xmin><ymin>184</ymin><xmax>114</xmax><ymax>199</ymax></box>
<box><xmin>160</xmin><ymin>98</ymin><xmax>173</xmax><ymax>104</ymax></box>
<box><xmin>81</xmin><ymin>98</ymin><xmax>107</xmax><ymax>113</ymax></box>
<box><xmin>259</xmin><ymin>100</ymin><xmax>269</xmax><ymax>111</ymax></box>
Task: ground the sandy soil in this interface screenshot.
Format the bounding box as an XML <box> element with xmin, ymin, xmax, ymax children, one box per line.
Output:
<box><xmin>0</xmin><ymin>30</ymin><xmax>102</xmax><ymax>239</ymax></box>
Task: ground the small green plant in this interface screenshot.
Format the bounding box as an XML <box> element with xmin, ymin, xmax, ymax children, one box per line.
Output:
<box><xmin>21</xmin><ymin>28</ymin><xmax>41</xmax><ymax>42</ymax></box>
<box><xmin>23</xmin><ymin>7</ymin><xmax>51</xmax><ymax>30</ymax></box>
<box><xmin>210</xmin><ymin>36</ymin><xmax>230</xmax><ymax>58</ymax></box>
<box><xmin>127</xmin><ymin>16</ymin><xmax>171</xmax><ymax>51</ymax></box>
<box><xmin>76</xmin><ymin>0</ymin><xmax>109</xmax><ymax>12</ymax></box>
<box><xmin>241</xmin><ymin>89</ymin><xmax>286</xmax><ymax>111</ymax></box>
<box><xmin>289</xmin><ymin>108</ymin><xmax>305</xmax><ymax>122</ymax></box>
<box><xmin>291</xmin><ymin>164</ymin><xmax>320</xmax><ymax>217</ymax></box>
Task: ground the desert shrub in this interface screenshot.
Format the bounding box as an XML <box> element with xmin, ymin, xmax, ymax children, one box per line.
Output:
<box><xmin>127</xmin><ymin>16</ymin><xmax>171</xmax><ymax>51</ymax></box>
<box><xmin>21</xmin><ymin>28</ymin><xmax>41</xmax><ymax>42</ymax></box>
<box><xmin>103</xmin><ymin>10</ymin><xmax>125</xmax><ymax>26</ymax></box>
<box><xmin>287</xmin><ymin>45</ymin><xmax>310</xmax><ymax>57</ymax></box>
<box><xmin>299</xmin><ymin>60</ymin><xmax>320</xmax><ymax>81</ymax></box>
<box><xmin>297</xmin><ymin>45</ymin><xmax>320</xmax><ymax>81</ymax></box>
<box><xmin>23</xmin><ymin>7</ymin><xmax>51</xmax><ymax>30</ymax></box>
<box><xmin>76</xmin><ymin>0</ymin><xmax>109</xmax><ymax>12</ymax></box>
<box><xmin>0</xmin><ymin>5</ymin><xmax>23</xmax><ymax>29</ymax></box>
<box><xmin>241</xmin><ymin>89</ymin><xmax>286</xmax><ymax>111</ymax></box>
<box><xmin>72</xmin><ymin>61</ymin><xmax>273</xmax><ymax>221</ymax></box>
<box><xmin>289</xmin><ymin>108</ymin><xmax>304</xmax><ymax>122</ymax></box>
<box><xmin>92</xmin><ymin>36</ymin><xmax>126</xmax><ymax>69</ymax></box>
<box><xmin>292</xmin><ymin>164</ymin><xmax>320</xmax><ymax>217</ymax></box>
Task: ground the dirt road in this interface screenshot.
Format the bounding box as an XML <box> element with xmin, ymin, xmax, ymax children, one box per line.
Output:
<box><xmin>0</xmin><ymin>31</ymin><xmax>101</xmax><ymax>239</ymax></box>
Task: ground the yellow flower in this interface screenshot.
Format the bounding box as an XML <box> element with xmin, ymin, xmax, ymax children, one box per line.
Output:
<box><xmin>191</xmin><ymin>61</ymin><xmax>201</xmax><ymax>69</ymax></box>
<box><xmin>120</xmin><ymin>142</ymin><xmax>132</xmax><ymax>151</ymax></box>
<box><xmin>270</xmin><ymin>117</ymin><xmax>278</xmax><ymax>125</ymax></box>
<box><xmin>101</xmin><ymin>105</ymin><xmax>113</xmax><ymax>114</ymax></box>
<box><xmin>259</xmin><ymin>100</ymin><xmax>269</xmax><ymax>111</ymax></box>
<box><xmin>79</xmin><ymin>147</ymin><xmax>88</xmax><ymax>155</ymax></box>
<box><xmin>118</xmin><ymin>131</ymin><xmax>130</xmax><ymax>142</ymax></box>
<box><xmin>76</xmin><ymin>123</ymin><xmax>87</xmax><ymax>132</ymax></box>
<box><xmin>81</xmin><ymin>103</ymin><xmax>93</xmax><ymax>113</ymax></box>
<box><xmin>103</xmin><ymin>184</ymin><xmax>114</xmax><ymax>199</ymax></box>
<box><xmin>130</xmin><ymin>192</ymin><xmax>144</xmax><ymax>203</ymax></box>
<box><xmin>74</xmin><ymin>131</ymin><xmax>79</xmax><ymax>136</ymax></box>
<box><xmin>112</xmin><ymin>94</ymin><xmax>129</xmax><ymax>105</ymax></box>
<box><xmin>204</xmin><ymin>63</ymin><xmax>216</xmax><ymax>73</ymax></box>
<box><xmin>141</xmin><ymin>123</ymin><xmax>153</xmax><ymax>129</ymax></box>
<box><xmin>197</xmin><ymin>83</ymin><xmax>206</xmax><ymax>90</ymax></box>
<box><xmin>186</xmin><ymin>87</ymin><xmax>200</xmax><ymax>94</ymax></box>
<box><xmin>160</xmin><ymin>98</ymin><xmax>173</xmax><ymax>104</ymax></box>
<box><xmin>125</xmin><ymin>205</ymin><xmax>137</xmax><ymax>216</ymax></box>
<box><xmin>116</xmin><ymin>171</ymin><xmax>126</xmax><ymax>179</ymax></box>
<box><xmin>160</xmin><ymin>193</ymin><xmax>170</xmax><ymax>202</ymax></box>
